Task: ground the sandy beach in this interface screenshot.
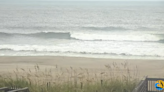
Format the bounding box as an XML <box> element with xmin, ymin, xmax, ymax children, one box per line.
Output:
<box><xmin>0</xmin><ymin>56</ymin><xmax>164</xmax><ymax>78</ymax></box>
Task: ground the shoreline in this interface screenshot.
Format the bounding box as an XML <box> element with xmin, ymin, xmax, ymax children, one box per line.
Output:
<box><xmin>1</xmin><ymin>54</ymin><xmax>164</xmax><ymax>60</ymax></box>
<box><xmin>0</xmin><ymin>55</ymin><xmax>163</xmax><ymax>60</ymax></box>
<box><xmin>0</xmin><ymin>56</ymin><xmax>164</xmax><ymax>78</ymax></box>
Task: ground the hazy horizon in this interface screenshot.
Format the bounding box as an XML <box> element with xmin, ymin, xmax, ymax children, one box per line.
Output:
<box><xmin>1</xmin><ymin>0</ymin><xmax>164</xmax><ymax>7</ymax></box>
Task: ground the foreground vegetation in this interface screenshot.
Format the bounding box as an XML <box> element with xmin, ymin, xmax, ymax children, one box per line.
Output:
<box><xmin>0</xmin><ymin>62</ymin><xmax>139</xmax><ymax>92</ymax></box>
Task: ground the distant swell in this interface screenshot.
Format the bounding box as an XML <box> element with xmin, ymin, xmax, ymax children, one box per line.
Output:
<box><xmin>82</xmin><ymin>26</ymin><xmax>128</xmax><ymax>31</ymax></box>
<box><xmin>159</xmin><ymin>39</ymin><xmax>164</xmax><ymax>43</ymax></box>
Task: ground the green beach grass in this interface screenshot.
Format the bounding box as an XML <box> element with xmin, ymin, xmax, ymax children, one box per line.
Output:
<box><xmin>0</xmin><ymin>62</ymin><xmax>139</xmax><ymax>92</ymax></box>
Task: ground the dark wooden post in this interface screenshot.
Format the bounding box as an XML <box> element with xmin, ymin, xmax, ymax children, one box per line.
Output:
<box><xmin>145</xmin><ymin>77</ymin><xmax>148</xmax><ymax>92</ymax></box>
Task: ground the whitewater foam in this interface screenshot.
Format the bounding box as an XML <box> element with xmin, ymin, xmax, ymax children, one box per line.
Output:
<box><xmin>0</xmin><ymin>41</ymin><xmax>164</xmax><ymax>57</ymax></box>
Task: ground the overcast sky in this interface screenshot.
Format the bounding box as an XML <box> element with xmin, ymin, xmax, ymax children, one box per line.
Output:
<box><xmin>0</xmin><ymin>0</ymin><xmax>163</xmax><ymax>5</ymax></box>
<box><xmin>0</xmin><ymin>0</ymin><xmax>164</xmax><ymax>1</ymax></box>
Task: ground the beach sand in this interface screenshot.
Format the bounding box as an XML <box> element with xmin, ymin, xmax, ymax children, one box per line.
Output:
<box><xmin>0</xmin><ymin>56</ymin><xmax>164</xmax><ymax>78</ymax></box>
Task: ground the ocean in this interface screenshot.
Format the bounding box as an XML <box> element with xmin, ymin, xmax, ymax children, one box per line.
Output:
<box><xmin>0</xmin><ymin>1</ymin><xmax>164</xmax><ymax>59</ymax></box>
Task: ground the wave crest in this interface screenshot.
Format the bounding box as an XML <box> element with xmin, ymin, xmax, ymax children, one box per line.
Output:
<box><xmin>0</xmin><ymin>32</ymin><xmax>71</xmax><ymax>39</ymax></box>
<box><xmin>0</xmin><ymin>32</ymin><xmax>164</xmax><ymax>43</ymax></box>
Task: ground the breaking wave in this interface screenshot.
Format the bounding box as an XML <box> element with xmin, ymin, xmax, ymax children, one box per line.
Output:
<box><xmin>0</xmin><ymin>32</ymin><xmax>164</xmax><ymax>43</ymax></box>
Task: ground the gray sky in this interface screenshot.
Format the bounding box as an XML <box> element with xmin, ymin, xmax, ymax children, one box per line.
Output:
<box><xmin>1</xmin><ymin>0</ymin><xmax>163</xmax><ymax>5</ymax></box>
<box><xmin>1</xmin><ymin>0</ymin><xmax>164</xmax><ymax>1</ymax></box>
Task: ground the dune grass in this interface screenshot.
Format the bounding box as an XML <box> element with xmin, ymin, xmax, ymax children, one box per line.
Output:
<box><xmin>0</xmin><ymin>62</ymin><xmax>139</xmax><ymax>92</ymax></box>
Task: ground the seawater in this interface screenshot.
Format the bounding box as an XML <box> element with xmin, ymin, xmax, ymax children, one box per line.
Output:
<box><xmin>0</xmin><ymin>1</ymin><xmax>164</xmax><ymax>59</ymax></box>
